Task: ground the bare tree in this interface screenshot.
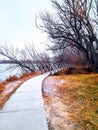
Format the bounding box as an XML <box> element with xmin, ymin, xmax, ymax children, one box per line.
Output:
<box><xmin>39</xmin><ymin>0</ymin><xmax>98</xmax><ymax>72</ymax></box>
<box><xmin>0</xmin><ymin>44</ymin><xmax>36</xmax><ymax>73</ymax></box>
<box><xmin>0</xmin><ymin>43</ymin><xmax>51</xmax><ymax>73</ymax></box>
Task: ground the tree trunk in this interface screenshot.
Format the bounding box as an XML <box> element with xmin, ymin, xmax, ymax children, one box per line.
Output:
<box><xmin>89</xmin><ymin>43</ymin><xmax>98</xmax><ymax>72</ymax></box>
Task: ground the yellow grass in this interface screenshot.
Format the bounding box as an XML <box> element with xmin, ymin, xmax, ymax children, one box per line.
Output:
<box><xmin>42</xmin><ymin>74</ymin><xmax>98</xmax><ymax>130</ymax></box>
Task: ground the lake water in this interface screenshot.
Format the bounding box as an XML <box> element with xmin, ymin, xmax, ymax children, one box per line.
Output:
<box><xmin>0</xmin><ymin>64</ymin><xmax>22</xmax><ymax>82</ymax></box>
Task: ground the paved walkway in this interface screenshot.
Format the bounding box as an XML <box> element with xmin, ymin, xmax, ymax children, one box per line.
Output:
<box><xmin>0</xmin><ymin>73</ymin><xmax>49</xmax><ymax>130</ymax></box>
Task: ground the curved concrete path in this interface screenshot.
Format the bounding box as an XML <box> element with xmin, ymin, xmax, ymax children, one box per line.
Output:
<box><xmin>0</xmin><ymin>72</ymin><xmax>49</xmax><ymax>130</ymax></box>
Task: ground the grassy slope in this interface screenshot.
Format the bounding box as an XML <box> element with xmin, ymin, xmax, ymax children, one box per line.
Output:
<box><xmin>42</xmin><ymin>74</ymin><xmax>98</xmax><ymax>130</ymax></box>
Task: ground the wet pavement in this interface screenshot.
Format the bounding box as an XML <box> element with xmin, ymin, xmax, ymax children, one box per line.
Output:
<box><xmin>0</xmin><ymin>73</ymin><xmax>49</xmax><ymax>130</ymax></box>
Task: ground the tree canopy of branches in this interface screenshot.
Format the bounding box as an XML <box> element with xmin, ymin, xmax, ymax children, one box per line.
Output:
<box><xmin>39</xmin><ymin>0</ymin><xmax>98</xmax><ymax>72</ymax></box>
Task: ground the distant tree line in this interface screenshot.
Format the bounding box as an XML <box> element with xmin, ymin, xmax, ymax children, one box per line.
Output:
<box><xmin>0</xmin><ymin>43</ymin><xmax>81</xmax><ymax>74</ymax></box>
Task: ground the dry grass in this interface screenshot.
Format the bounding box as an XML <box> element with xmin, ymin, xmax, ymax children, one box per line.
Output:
<box><xmin>0</xmin><ymin>81</ymin><xmax>22</xmax><ymax>109</ymax></box>
<box><xmin>42</xmin><ymin>73</ymin><xmax>98</xmax><ymax>130</ymax></box>
<box><xmin>0</xmin><ymin>71</ymin><xmax>41</xmax><ymax>109</ymax></box>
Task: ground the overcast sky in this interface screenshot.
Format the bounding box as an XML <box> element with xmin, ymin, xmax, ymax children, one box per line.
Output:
<box><xmin>0</xmin><ymin>0</ymin><xmax>52</xmax><ymax>50</ymax></box>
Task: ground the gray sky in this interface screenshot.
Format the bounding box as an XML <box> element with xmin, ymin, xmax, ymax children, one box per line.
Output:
<box><xmin>0</xmin><ymin>0</ymin><xmax>52</xmax><ymax>50</ymax></box>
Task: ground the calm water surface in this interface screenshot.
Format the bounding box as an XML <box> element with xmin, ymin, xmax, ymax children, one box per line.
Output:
<box><xmin>0</xmin><ymin>64</ymin><xmax>22</xmax><ymax>81</ymax></box>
